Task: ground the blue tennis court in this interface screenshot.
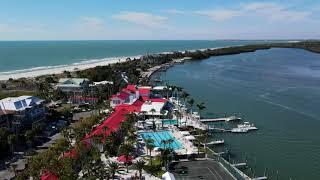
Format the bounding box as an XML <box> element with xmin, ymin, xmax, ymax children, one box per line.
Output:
<box><xmin>140</xmin><ymin>131</ymin><xmax>183</xmax><ymax>150</ymax></box>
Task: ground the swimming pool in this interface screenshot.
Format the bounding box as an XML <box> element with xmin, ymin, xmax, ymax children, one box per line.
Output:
<box><xmin>140</xmin><ymin>131</ymin><xmax>183</xmax><ymax>150</ymax></box>
<box><xmin>162</xmin><ymin>119</ymin><xmax>178</xmax><ymax>125</ymax></box>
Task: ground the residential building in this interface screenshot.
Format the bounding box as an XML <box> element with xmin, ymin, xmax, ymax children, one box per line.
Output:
<box><xmin>57</xmin><ymin>78</ymin><xmax>95</xmax><ymax>104</ymax></box>
<box><xmin>0</xmin><ymin>96</ymin><xmax>46</xmax><ymax>131</ymax></box>
<box><xmin>110</xmin><ymin>85</ymin><xmax>139</xmax><ymax>107</ymax></box>
<box><xmin>56</xmin><ymin>78</ymin><xmax>90</xmax><ymax>94</ymax></box>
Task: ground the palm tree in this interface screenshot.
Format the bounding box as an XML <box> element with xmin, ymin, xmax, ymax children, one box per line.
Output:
<box><xmin>196</xmin><ymin>102</ymin><xmax>206</xmax><ymax>119</ymax></box>
<box><xmin>176</xmin><ymin>86</ymin><xmax>183</xmax><ymax>105</ymax></box>
<box><xmin>150</xmin><ymin>108</ymin><xmax>156</xmax><ymax>119</ymax></box>
<box><xmin>174</xmin><ymin>111</ymin><xmax>181</xmax><ymax>127</ymax></box>
<box><xmin>145</xmin><ymin>138</ymin><xmax>155</xmax><ymax>165</ymax></box>
<box><xmin>134</xmin><ymin>159</ymin><xmax>146</xmax><ymax>179</ymax></box>
<box><xmin>120</xmin><ymin>143</ymin><xmax>135</xmax><ymax>172</ymax></box>
<box><xmin>198</xmin><ymin>130</ymin><xmax>209</xmax><ymax>158</ymax></box>
<box><xmin>180</xmin><ymin>91</ymin><xmax>190</xmax><ymax>106</ymax></box>
<box><xmin>150</xmin><ymin>108</ymin><xmax>156</xmax><ymax>130</ymax></box>
<box><xmin>107</xmin><ymin>161</ymin><xmax>121</xmax><ymax>179</ymax></box>
<box><xmin>170</xmin><ymin>85</ymin><xmax>177</xmax><ymax>98</ymax></box>
<box><xmin>161</xmin><ymin>139</ymin><xmax>168</xmax><ymax>150</ymax></box>
<box><xmin>187</xmin><ymin>98</ymin><xmax>194</xmax><ymax>113</ymax></box>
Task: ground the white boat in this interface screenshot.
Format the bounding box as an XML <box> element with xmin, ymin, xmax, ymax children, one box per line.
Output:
<box><xmin>231</xmin><ymin>128</ymin><xmax>248</xmax><ymax>133</ymax></box>
<box><xmin>206</xmin><ymin>139</ymin><xmax>225</xmax><ymax>145</ymax></box>
<box><xmin>237</xmin><ymin>122</ymin><xmax>258</xmax><ymax>130</ymax></box>
<box><xmin>226</xmin><ymin>116</ymin><xmax>242</xmax><ymax>121</ymax></box>
<box><xmin>231</xmin><ymin>122</ymin><xmax>258</xmax><ymax>133</ymax></box>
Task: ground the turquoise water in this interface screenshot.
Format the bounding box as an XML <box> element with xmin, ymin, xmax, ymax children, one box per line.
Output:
<box><xmin>162</xmin><ymin>119</ymin><xmax>178</xmax><ymax>125</ymax></box>
<box><xmin>0</xmin><ymin>40</ymin><xmax>281</xmax><ymax>73</ymax></box>
<box><xmin>140</xmin><ymin>131</ymin><xmax>182</xmax><ymax>150</ymax></box>
<box><xmin>160</xmin><ymin>48</ymin><xmax>320</xmax><ymax>179</ymax></box>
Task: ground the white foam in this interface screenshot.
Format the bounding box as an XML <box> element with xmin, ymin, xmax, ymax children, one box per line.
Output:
<box><xmin>0</xmin><ymin>55</ymin><xmax>141</xmax><ymax>80</ymax></box>
<box><xmin>0</xmin><ymin>45</ymin><xmax>248</xmax><ymax>81</ymax></box>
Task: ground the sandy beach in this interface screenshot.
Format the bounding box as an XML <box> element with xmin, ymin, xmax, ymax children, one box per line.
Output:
<box><xmin>0</xmin><ymin>45</ymin><xmax>246</xmax><ymax>81</ymax></box>
<box><xmin>0</xmin><ymin>55</ymin><xmax>141</xmax><ymax>80</ymax></box>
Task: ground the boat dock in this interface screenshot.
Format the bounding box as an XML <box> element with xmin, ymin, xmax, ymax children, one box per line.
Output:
<box><xmin>200</xmin><ymin>116</ymin><xmax>241</xmax><ymax>123</ymax></box>
<box><xmin>232</xmin><ymin>162</ymin><xmax>247</xmax><ymax>168</ymax></box>
<box><xmin>252</xmin><ymin>177</ymin><xmax>268</xmax><ymax>180</ymax></box>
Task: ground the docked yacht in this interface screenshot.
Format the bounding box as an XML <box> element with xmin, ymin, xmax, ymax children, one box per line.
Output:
<box><xmin>237</xmin><ymin>122</ymin><xmax>258</xmax><ymax>130</ymax></box>
<box><xmin>231</xmin><ymin>128</ymin><xmax>248</xmax><ymax>133</ymax></box>
<box><xmin>231</xmin><ymin>122</ymin><xmax>258</xmax><ymax>133</ymax></box>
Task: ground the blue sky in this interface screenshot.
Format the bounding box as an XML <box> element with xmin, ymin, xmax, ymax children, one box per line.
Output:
<box><xmin>0</xmin><ymin>0</ymin><xmax>319</xmax><ymax>40</ymax></box>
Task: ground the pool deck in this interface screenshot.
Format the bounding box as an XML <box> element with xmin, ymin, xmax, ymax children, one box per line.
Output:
<box><xmin>141</xmin><ymin>129</ymin><xmax>198</xmax><ymax>156</ymax></box>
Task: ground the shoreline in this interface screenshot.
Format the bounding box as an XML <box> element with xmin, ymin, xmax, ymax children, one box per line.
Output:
<box><xmin>1</xmin><ymin>40</ymin><xmax>319</xmax><ymax>81</ymax></box>
<box><xmin>0</xmin><ymin>45</ymin><xmax>248</xmax><ymax>81</ymax></box>
<box><xmin>0</xmin><ymin>55</ymin><xmax>141</xmax><ymax>80</ymax></box>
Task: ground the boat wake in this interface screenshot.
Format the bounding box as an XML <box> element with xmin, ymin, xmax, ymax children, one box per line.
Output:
<box><xmin>259</xmin><ymin>96</ymin><xmax>318</xmax><ymax>121</ymax></box>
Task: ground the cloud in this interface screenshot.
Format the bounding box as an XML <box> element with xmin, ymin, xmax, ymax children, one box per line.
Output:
<box><xmin>242</xmin><ymin>2</ymin><xmax>310</xmax><ymax>22</ymax></box>
<box><xmin>195</xmin><ymin>10</ymin><xmax>242</xmax><ymax>21</ymax></box>
<box><xmin>112</xmin><ymin>11</ymin><xmax>168</xmax><ymax>28</ymax></box>
<box><xmin>79</xmin><ymin>16</ymin><xmax>105</xmax><ymax>31</ymax></box>
<box><xmin>164</xmin><ymin>9</ymin><xmax>185</xmax><ymax>15</ymax></box>
<box><xmin>194</xmin><ymin>2</ymin><xmax>310</xmax><ymax>22</ymax></box>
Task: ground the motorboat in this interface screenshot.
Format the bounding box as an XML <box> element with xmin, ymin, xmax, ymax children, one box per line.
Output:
<box><xmin>237</xmin><ymin>122</ymin><xmax>258</xmax><ymax>130</ymax></box>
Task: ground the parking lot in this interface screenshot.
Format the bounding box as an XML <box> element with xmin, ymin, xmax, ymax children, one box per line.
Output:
<box><xmin>169</xmin><ymin>160</ymin><xmax>236</xmax><ymax>180</ymax></box>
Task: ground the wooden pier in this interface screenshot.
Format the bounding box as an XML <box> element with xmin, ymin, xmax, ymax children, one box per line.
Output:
<box><xmin>200</xmin><ymin>116</ymin><xmax>241</xmax><ymax>123</ymax></box>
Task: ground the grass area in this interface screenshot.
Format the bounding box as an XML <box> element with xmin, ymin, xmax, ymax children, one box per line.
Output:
<box><xmin>144</xmin><ymin>157</ymin><xmax>165</xmax><ymax>177</ymax></box>
<box><xmin>0</xmin><ymin>90</ymin><xmax>37</xmax><ymax>99</ymax></box>
<box><xmin>55</xmin><ymin>103</ymin><xmax>73</xmax><ymax>113</ymax></box>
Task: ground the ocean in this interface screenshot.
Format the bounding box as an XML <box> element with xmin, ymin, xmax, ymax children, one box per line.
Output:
<box><xmin>159</xmin><ymin>48</ymin><xmax>320</xmax><ymax>179</ymax></box>
<box><xmin>0</xmin><ymin>40</ymin><xmax>274</xmax><ymax>74</ymax></box>
<box><xmin>1</xmin><ymin>40</ymin><xmax>316</xmax><ymax>179</ymax></box>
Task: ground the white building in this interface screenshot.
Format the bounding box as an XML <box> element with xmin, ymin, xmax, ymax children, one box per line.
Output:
<box><xmin>141</xmin><ymin>100</ymin><xmax>168</xmax><ymax>116</ymax></box>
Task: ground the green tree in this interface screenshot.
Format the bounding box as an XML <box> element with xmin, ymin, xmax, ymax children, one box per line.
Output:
<box><xmin>196</xmin><ymin>102</ymin><xmax>206</xmax><ymax>119</ymax></box>
<box><xmin>107</xmin><ymin>161</ymin><xmax>121</xmax><ymax>179</ymax></box>
<box><xmin>134</xmin><ymin>159</ymin><xmax>146</xmax><ymax>180</ymax></box>
<box><xmin>145</xmin><ymin>138</ymin><xmax>155</xmax><ymax>165</ymax></box>
<box><xmin>187</xmin><ymin>98</ymin><xmax>194</xmax><ymax>113</ymax></box>
<box><xmin>120</xmin><ymin>143</ymin><xmax>135</xmax><ymax>172</ymax></box>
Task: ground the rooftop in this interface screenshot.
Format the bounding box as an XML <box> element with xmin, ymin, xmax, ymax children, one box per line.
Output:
<box><xmin>58</xmin><ymin>78</ymin><xmax>89</xmax><ymax>86</ymax></box>
<box><xmin>0</xmin><ymin>96</ymin><xmax>44</xmax><ymax>111</ymax></box>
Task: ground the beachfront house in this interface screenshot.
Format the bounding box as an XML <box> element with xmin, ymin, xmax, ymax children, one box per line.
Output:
<box><xmin>110</xmin><ymin>85</ymin><xmax>139</xmax><ymax>107</ymax></box>
<box><xmin>57</xmin><ymin>78</ymin><xmax>90</xmax><ymax>93</ymax></box>
<box><xmin>0</xmin><ymin>96</ymin><xmax>46</xmax><ymax>131</ymax></box>
<box><xmin>56</xmin><ymin>78</ymin><xmax>94</xmax><ymax>104</ymax></box>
